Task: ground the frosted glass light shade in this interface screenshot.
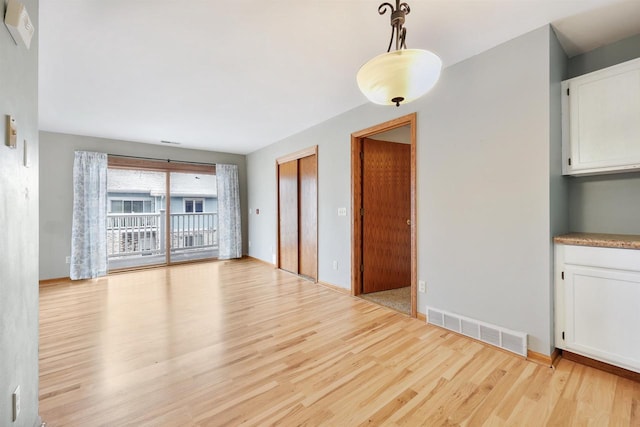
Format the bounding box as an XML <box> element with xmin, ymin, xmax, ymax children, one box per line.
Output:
<box><xmin>357</xmin><ymin>48</ymin><xmax>442</xmax><ymax>106</ymax></box>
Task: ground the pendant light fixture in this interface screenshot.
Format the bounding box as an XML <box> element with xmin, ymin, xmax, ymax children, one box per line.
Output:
<box><xmin>357</xmin><ymin>1</ymin><xmax>442</xmax><ymax>107</ymax></box>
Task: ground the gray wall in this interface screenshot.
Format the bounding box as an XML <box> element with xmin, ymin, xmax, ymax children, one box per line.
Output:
<box><xmin>0</xmin><ymin>0</ymin><xmax>41</xmax><ymax>425</ymax></box>
<box><xmin>569</xmin><ymin>174</ymin><xmax>640</xmax><ymax>234</ymax></box>
<box><xmin>566</xmin><ymin>33</ymin><xmax>640</xmax><ymax>234</ymax></box>
<box><xmin>247</xmin><ymin>26</ymin><xmax>560</xmax><ymax>354</ymax></box>
<box><xmin>567</xmin><ymin>33</ymin><xmax>640</xmax><ymax>79</ymax></box>
<box><xmin>39</xmin><ymin>132</ymin><xmax>248</xmax><ymax>280</ymax></box>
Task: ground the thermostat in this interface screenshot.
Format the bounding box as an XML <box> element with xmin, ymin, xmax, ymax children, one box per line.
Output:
<box><xmin>4</xmin><ymin>0</ymin><xmax>34</xmax><ymax>49</ymax></box>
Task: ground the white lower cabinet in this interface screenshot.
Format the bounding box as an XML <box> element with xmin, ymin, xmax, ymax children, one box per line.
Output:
<box><xmin>555</xmin><ymin>244</ymin><xmax>640</xmax><ymax>373</ymax></box>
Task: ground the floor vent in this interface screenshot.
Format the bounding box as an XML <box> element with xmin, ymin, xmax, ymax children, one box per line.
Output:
<box><xmin>426</xmin><ymin>306</ymin><xmax>527</xmax><ymax>357</ymax></box>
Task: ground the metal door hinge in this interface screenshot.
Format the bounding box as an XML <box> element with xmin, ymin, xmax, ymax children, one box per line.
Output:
<box><xmin>568</xmin><ymin>158</ymin><xmax>572</xmax><ymax>166</ymax></box>
<box><xmin>360</xmin><ymin>208</ymin><xmax>364</xmax><ymax>216</ymax></box>
<box><xmin>561</xmin><ymin>271</ymin><xmax>564</xmax><ymax>280</ymax></box>
<box><xmin>566</xmin><ymin>88</ymin><xmax>570</xmax><ymax>96</ymax></box>
<box><xmin>360</xmin><ymin>264</ymin><xmax>364</xmax><ymax>272</ymax></box>
<box><xmin>562</xmin><ymin>331</ymin><xmax>565</xmax><ymax>340</ymax></box>
<box><xmin>360</xmin><ymin>152</ymin><xmax>364</xmax><ymax>160</ymax></box>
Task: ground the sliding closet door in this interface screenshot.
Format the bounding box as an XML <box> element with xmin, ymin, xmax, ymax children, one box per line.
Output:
<box><xmin>298</xmin><ymin>155</ymin><xmax>317</xmax><ymax>279</ymax></box>
<box><xmin>278</xmin><ymin>160</ymin><xmax>299</xmax><ymax>274</ymax></box>
<box><xmin>277</xmin><ymin>146</ymin><xmax>318</xmax><ymax>281</ymax></box>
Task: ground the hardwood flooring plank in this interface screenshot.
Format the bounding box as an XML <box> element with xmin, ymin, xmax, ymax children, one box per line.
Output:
<box><xmin>39</xmin><ymin>259</ymin><xmax>640</xmax><ymax>426</ymax></box>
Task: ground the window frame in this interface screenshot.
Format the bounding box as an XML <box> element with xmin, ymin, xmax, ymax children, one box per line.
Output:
<box><xmin>108</xmin><ymin>197</ymin><xmax>155</xmax><ymax>214</ymax></box>
<box><xmin>184</xmin><ymin>198</ymin><xmax>205</xmax><ymax>213</ymax></box>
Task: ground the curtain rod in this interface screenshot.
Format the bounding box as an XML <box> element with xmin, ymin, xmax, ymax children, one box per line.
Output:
<box><xmin>107</xmin><ymin>154</ymin><xmax>216</xmax><ymax>167</ymax></box>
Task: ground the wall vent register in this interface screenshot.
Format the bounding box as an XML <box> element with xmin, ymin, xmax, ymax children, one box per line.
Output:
<box><xmin>427</xmin><ymin>306</ymin><xmax>528</xmax><ymax>357</ymax></box>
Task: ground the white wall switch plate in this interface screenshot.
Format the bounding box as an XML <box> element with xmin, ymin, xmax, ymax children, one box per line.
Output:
<box><xmin>332</xmin><ymin>260</ymin><xmax>338</xmax><ymax>270</ymax></box>
<box><xmin>418</xmin><ymin>280</ymin><xmax>426</xmax><ymax>293</ymax></box>
<box><xmin>337</xmin><ymin>207</ymin><xmax>347</xmax><ymax>216</ymax></box>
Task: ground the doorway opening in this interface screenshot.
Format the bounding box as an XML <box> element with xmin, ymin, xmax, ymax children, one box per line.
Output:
<box><xmin>351</xmin><ymin>113</ymin><xmax>417</xmax><ymax>317</ymax></box>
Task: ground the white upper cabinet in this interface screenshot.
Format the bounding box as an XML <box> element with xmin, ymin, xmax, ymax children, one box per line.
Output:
<box><xmin>562</xmin><ymin>57</ymin><xmax>640</xmax><ymax>175</ymax></box>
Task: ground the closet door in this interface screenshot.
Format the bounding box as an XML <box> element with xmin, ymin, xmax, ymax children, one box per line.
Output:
<box><xmin>278</xmin><ymin>160</ymin><xmax>299</xmax><ymax>274</ymax></box>
<box><xmin>298</xmin><ymin>155</ymin><xmax>317</xmax><ymax>280</ymax></box>
<box><xmin>276</xmin><ymin>147</ymin><xmax>318</xmax><ymax>280</ymax></box>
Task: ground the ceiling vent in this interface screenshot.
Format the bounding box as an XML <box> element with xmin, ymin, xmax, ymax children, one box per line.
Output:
<box><xmin>426</xmin><ymin>306</ymin><xmax>527</xmax><ymax>357</ymax></box>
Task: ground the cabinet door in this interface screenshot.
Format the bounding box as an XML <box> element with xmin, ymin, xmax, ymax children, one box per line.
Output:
<box><xmin>563</xmin><ymin>57</ymin><xmax>640</xmax><ymax>175</ymax></box>
<box><xmin>563</xmin><ymin>265</ymin><xmax>640</xmax><ymax>373</ymax></box>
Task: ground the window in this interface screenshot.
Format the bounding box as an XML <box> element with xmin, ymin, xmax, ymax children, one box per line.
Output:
<box><xmin>184</xmin><ymin>198</ymin><xmax>204</xmax><ymax>213</ymax></box>
<box><xmin>110</xmin><ymin>199</ymin><xmax>154</xmax><ymax>213</ymax></box>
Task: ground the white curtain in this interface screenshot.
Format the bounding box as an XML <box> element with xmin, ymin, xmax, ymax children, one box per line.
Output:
<box><xmin>216</xmin><ymin>164</ymin><xmax>242</xmax><ymax>259</ymax></box>
<box><xmin>70</xmin><ymin>151</ymin><xmax>108</xmax><ymax>280</ymax></box>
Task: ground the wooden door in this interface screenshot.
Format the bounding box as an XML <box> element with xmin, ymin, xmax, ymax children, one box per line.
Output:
<box><xmin>298</xmin><ymin>155</ymin><xmax>317</xmax><ymax>280</ymax></box>
<box><xmin>278</xmin><ymin>160</ymin><xmax>298</xmax><ymax>274</ymax></box>
<box><xmin>362</xmin><ymin>138</ymin><xmax>411</xmax><ymax>293</ymax></box>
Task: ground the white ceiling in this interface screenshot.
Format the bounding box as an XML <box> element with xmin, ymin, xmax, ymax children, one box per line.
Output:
<box><xmin>38</xmin><ymin>0</ymin><xmax>640</xmax><ymax>155</ymax></box>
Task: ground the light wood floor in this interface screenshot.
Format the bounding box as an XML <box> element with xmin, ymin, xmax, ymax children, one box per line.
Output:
<box><xmin>39</xmin><ymin>259</ymin><xmax>640</xmax><ymax>426</ymax></box>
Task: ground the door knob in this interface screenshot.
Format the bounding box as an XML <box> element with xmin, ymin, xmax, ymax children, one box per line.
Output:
<box><xmin>407</xmin><ymin>219</ymin><xmax>411</xmax><ymax>226</ymax></box>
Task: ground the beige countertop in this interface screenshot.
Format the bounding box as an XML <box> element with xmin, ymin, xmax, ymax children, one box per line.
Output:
<box><xmin>554</xmin><ymin>232</ymin><xmax>640</xmax><ymax>250</ymax></box>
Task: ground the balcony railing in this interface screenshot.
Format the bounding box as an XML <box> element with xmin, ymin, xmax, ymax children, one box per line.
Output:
<box><xmin>107</xmin><ymin>211</ymin><xmax>218</xmax><ymax>260</ymax></box>
<box><xmin>170</xmin><ymin>213</ymin><xmax>218</xmax><ymax>252</ymax></box>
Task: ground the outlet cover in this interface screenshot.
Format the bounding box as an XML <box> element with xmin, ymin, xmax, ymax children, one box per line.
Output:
<box><xmin>332</xmin><ymin>260</ymin><xmax>338</xmax><ymax>270</ymax></box>
<box><xmin>418</xmin><ymin>280</ymin><xmax>426</xmax><ymax>293</ymax></box>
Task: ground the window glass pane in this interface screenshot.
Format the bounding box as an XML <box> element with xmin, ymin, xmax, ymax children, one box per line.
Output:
<box><xmin>111</xmin><ymin>200</ymin><xmax>123</xmax><ymax>213</ymax></box>
<box><xmin>107</xmin><ymin>167</ymin><xmax>167</xmax><ymax>269</ymax></box>
<box><xmin>170</xmin><ymin>171</ymin><xmax>217</xmax><ymax>262</ymax></box>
